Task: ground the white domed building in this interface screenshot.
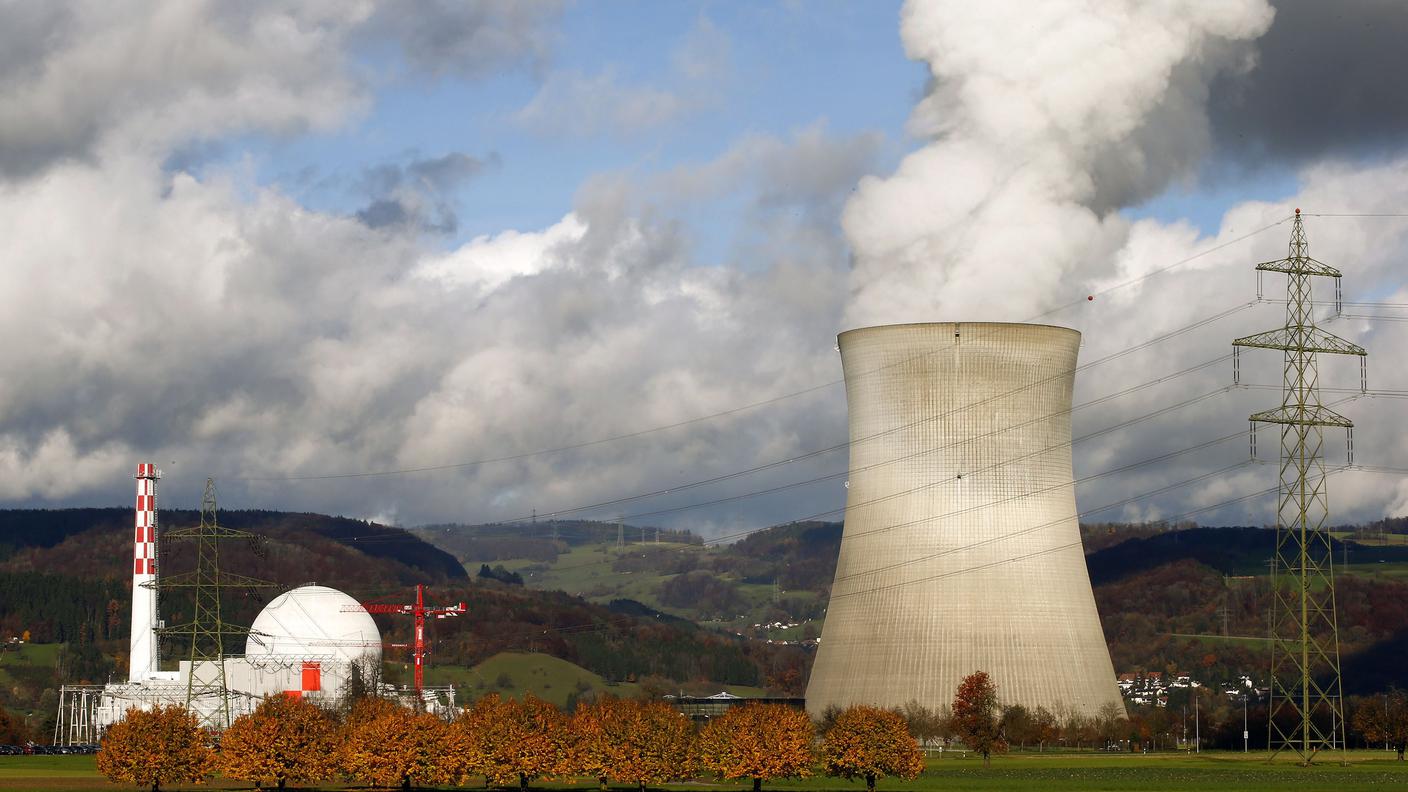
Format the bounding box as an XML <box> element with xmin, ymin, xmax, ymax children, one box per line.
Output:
<box><xmin>229</xmin><ymin>584</ymin><xmax>384</xmax><ymax>704</ymax></box>
<box><xmin>247</xmin><ymin>585</ymin><xmax>382</xmax><ymax>667</ymax></box>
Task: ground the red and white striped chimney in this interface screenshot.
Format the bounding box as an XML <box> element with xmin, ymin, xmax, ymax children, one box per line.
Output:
<box><xmin>128</xmin><ymin>463</ymin><xmax>161</xmax><ymax>682</ymax></box>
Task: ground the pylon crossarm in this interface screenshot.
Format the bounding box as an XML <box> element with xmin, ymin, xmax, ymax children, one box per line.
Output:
<box><xmin>163</xmin><ymin>525</ymin><xmax>264</xmax><ymax>541</ymax></box>
<box><xmin>1250</xmin><ymin>405</ymin><xmax>1353</xmax><ymax>428</ymax></box>
<box><xmin>1233</xmin><ymin>326</ymin><xmax>1366</xmax><ymax>356</ymax></box>
<box><xmin>157</xmin><ymin>570</ymin><xmax>277</xmax><ymax>588</ymax></box>
<box><xmin>1255</xmin><ymin>257</ymin><xmax>1342</xmax><ymax>278</ymax></box>
<box><xmin>156</xmin><ymin>622</ymin><xmax>254</xmax><ymax>637</ymax></box>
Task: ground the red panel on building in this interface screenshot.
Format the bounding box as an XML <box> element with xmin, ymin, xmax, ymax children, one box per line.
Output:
<box><xmin>301</xmin><ymin>661</ymin><xmax>321</xmax><ymax>692</ymax></box>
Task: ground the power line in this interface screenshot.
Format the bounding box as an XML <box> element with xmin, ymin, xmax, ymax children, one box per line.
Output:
<box><xmin>234</xmin><ymin>220</ymin><xmax>1293</xmax><ymax>484</ymax></box>
<box><xmin>826</xmin><ymin>475</ymin><xmax>1339</xmax><ymax>603</ymax></box>
<box><xmin>492</xmin><ymin>299</ymin><xmax>1258</xmax><ymax>524</ymax></box>
<box><xmin>514</xmin><ymin>414</ymin><xmax>1273</xmax><ymax>580</ymax></box>
<box><xmin>505</xmin><ymin>387</ymin><xmax>1373</xmax><ymax>582</ymax></box>
<box><xmin>330</xmin><ymin>298</ymin><xmax>1263</xmax><ymax>537</ymax></box>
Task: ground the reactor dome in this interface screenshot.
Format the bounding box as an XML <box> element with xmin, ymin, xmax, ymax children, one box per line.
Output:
<box><xmin>246</xmin><ymin>584</ymin><xmax>382</xmax><ymax>665</ymax></box>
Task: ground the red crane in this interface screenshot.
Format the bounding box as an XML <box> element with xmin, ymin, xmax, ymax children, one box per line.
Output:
<box><xmin>351</xmin><ymin>585</ymin><xmax>466</xmax><ymax>691</ymax></box>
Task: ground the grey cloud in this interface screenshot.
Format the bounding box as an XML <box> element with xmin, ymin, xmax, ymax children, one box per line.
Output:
<box><xmin>361</xmin><ymin>0</ymin><xmax>563</xmax><ymax>78</ymax></box>
<box><xmin>0</xmin><ymin>1</ymin><xmax>561</xmax><ymax>182</ymax></box>
<box><xmin>0</xmin><ymin>2</ymin><xmax>365</xmax><ymax>181</ymax></box>
<box><xmin>513</xmin><ymin>16</ymin><xmax>730</xmax><ymax>139</ymax></box>
<box><xmin>353</xmin><ymin>151</ymin><xmax>497</xmax><ymax>234</ymax></box>
<box><xmin>356</xmin><ymin>199</ymin><xmax>415</xmax><ymax>231</ymax></box>
<box><xmin>514</xmin><ymin>69</ymin><xmax>691</xmax><ymax>137</ymax></box>
<box><xmin>1208</xmin><ymin>0</ymin><xmax>1408</xmax><ymax>167</ymax></box>
<box><xmin>651</xmin><ymin>125</ymin><xmax>884</xmax><ymax>230</ymax></box>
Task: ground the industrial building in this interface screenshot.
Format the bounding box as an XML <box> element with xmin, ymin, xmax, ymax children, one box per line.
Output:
<box><xmin>55</xmin><ymin>465</ymin><xmax>452</xmax><ymax>743</ymax></box>
<box><xmin>805</xmin><ymin>322</ymin><xmax>1123</xmax><ymax>718</ymax></box>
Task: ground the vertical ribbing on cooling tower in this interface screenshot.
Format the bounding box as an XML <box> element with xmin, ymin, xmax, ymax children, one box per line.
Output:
<box><xmin>129</xmin><ymin>462</ymin><xmax>161</xmax><ymax>682</ymax></box>
<box><xmin>805</xmin><ymin>323</ymin><xmax>1122</xmax><ymax>718</ymax></box>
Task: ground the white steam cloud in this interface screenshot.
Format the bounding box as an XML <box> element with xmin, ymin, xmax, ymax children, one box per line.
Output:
<box><xmin>843</xmin><ymin>0</ymin><xmax>1275</xmax><ymax>327</ymax></box>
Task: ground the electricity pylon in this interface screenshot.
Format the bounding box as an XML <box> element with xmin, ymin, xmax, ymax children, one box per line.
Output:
<box><xmin>1232</xmin><ymin>209</ymin><xmax>1366</xmax><ymax>763</ymax></box>
<box><xmin>156</xmin><ymin>478</ymin><xmax>274</xmax><ymax>729</ymax></box>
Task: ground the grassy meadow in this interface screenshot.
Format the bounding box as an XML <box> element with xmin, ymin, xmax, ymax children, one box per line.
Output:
<box><xmin>411</xmin><ymin>651</ymin><xmax>767</xmax><ymax>708</ymax></box>
<box><xmin>3</xmin><ymin>750</ymin><xmax>1406</xmax><ymax>791</ymax></box>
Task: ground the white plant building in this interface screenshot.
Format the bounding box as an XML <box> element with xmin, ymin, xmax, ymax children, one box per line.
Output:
<box><xmin>55</xmin><ymin>466</ymin><xmax>453</xmax><ymax>743</ymax></box>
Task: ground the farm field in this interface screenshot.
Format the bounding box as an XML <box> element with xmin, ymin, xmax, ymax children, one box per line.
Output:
<box><xmin>3</xmin><ymin>751</ymin><xmax>1406</xmax><ymax>792</ymax></box>
<box><xmin>0</xmin><ymin>642</ymin><xmax>61</xmax><ymax>687</ymax></box>
<box><xmin>493</xmin><ymin>541</ymin><xmax>823</xmax><ymax>639</ymax></box>
<box><xmin>419</xmin><ymin>652</ymin><xmax>767</xmax><ymax>708</ymax></box>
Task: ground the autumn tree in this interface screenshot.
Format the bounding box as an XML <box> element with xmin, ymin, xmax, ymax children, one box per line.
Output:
<box><xmin>600</xmin><ymin>698</ymin><xmax>695</xmax><ymax>791</ymax></box>
<box><xmin>450</xmin><ymin>693</ymin><xmax>568</xmax><ymax>790</ymax></box>
<box><xmin>1354</xmin><ymin>689</ymin><xmax>1408</xmax><ymax>760</ymax></box>
<box><xmin>566</xmin><ymin>695</ymin><xmax>626</xmax><ymax>790</ymax></box>
<box><xmin>96</xmin><ymin>705</ymin><xmax>215</xmax><ymax>792</ymax></box>
<box><xmin>820</xmin><ymin>705</ymin><xmax>923</xmax><ymax>791</ymax></box>
<box><xmin>340</xmin><ymin>697</ymin><xmax>450</xmax><ymax>792</ymax></box>
<box><xmin>220</xmin><ymin>694</ymin><xmax>339</xmax><ymax>790</ymax></box>
<box><xmin>698</xmin><ymin>703</ymin><xmax>814</xmax><ymax>791</ymax></box>
<box><xmin>950</xmin><ymin>672</ymin><xmax>1006</xmax><ymax>767</ymax></box>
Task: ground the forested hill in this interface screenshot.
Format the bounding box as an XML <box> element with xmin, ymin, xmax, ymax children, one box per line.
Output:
<box><xmin>415</xmin><ymin>517</ymin><xmax>1408</xmax><ymax>696</ymax></box>
<box><xmin>0</xmin><ymin>508</ymin><xmax>467</xmax><ymax>648</ymax></box>
<box><xmin>412</xmin><ymin>519</ymin><xmax>702</xmax><ymax>564</ymax></box>
<box><xmin>0</xmin><ymin>507</ymin><xmax>465</xmax><ymax>582</ymax></box>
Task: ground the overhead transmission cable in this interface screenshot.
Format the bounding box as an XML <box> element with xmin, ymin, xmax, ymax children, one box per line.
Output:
<box><xmin>494</xmin><ymin>299</ymin><xmax>1259</xmax><ymax>524</ymax></box>
<box><xmin>237</xmin><ymin>218</ymin><xmax>1292</xmax><ymax>483</ymax></box>
<box><xmin>342</xmin><ymin>355</ymin><xmax>1243</xmax><ymax>546</ymax></box>
<box><xmin>514</xmin><ymin>385</ymin><xmax>1376</xmax><ymax>582</ymax></box>
<box><xmin>335</xmin><ymin>297</ymin><xmax>1268</xmax><ymax>541</ymax></box>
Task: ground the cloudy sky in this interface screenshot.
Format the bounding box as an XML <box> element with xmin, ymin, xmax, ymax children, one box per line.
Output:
<box><xmin>2</xmin><ymin>0</ymin><xmax>1407</xmax><ymax>535</ymax></box>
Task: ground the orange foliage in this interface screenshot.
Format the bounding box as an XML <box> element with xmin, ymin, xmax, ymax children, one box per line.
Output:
<box><xmin>698</xmin><ymin>703</ymin><xmax>814</xmax><ymax>791</ymax></box>
<box><xmin>610</xmin><ymin>698</ymin><xmax>695</xmax><ymax>791</ymax></box>
<box><xmin>449</xmin><ymin>693</ymin><xmax>568</xmax><ymax>790</ymax></box>
<box><xmin>564</xmin><ymin>696</ymin><xmax>694</xmax><ymax>791</ymax></box>
<box><xmin>96</xmin><ymin>705</ymin><xmax>215</xmax><ymax>792</ymax></box>
<box><xmin>339</xmin><ymin>697</ymin><xmax>451</xmax><ymax>791</ymax></box>
<box><xmin>219</xmin><ymin>694</ymin><xmax>339</xmax><ymax>790</ymax></box>
<box><xmin>820</xmin><ymin>705</ymin><xmax>923</xmax><ymax>791</ymax></box>
<box><xmin>566</xmin><ymin>695</ymin><xmax>625</xmax><ymax>789</ymax></box>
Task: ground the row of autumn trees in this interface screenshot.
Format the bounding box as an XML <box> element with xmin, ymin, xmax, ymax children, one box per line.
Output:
<box><xmin>98</xmin><ymin>693</ymin><xmax>924</xmax><ymax>792</ymax></box>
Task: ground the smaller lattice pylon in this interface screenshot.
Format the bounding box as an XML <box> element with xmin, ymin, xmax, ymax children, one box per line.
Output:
<box><xmin>155</xmin><ymin>478</ymin><xmax>275</xmax><ymax>730</ymax></box>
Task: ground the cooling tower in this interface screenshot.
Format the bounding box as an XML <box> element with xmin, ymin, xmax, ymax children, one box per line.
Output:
<box><xmin>806</xmin><ymin>322</ymin><xmax>1122</xmax><ymax>719</ymax></box>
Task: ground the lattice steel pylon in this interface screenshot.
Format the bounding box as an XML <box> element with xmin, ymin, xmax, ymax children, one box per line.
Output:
<box><xmin>155</xmin><ymin>478</ymin><xmax>274</xmax><ymax>730</ymax></box>
<box><xmin>1232</xmin><ymin>209</ymin><xmax>1367</xmax><ymax>764</ymax></box>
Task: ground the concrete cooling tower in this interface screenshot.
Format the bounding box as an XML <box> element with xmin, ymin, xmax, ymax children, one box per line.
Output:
<box><xmin>806</xmin><ymin>322</ymin><xmax>1122</xmax><ymax>719</ymax></box>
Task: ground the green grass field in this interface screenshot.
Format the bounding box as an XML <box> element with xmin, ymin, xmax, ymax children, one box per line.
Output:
<box><xmin>498</xmin><ymin>542</ymin><xmax>821</xmax><ymax>635</ymax></box>
<box><xmin>422</xmin><ymin>651</ymin><xmax>644</xmax><ymax>707</ymax></box>
<box><xmin>3</xmin><ymin>751</ymin><xmax>1406</xmax><ymax>791</ymax></box>
<box><xmin>0</xmin><ymin>642</ymin><xmax>61</xmax><ymax>686</ymax></box>
<box><xmin>419</xmin><ymin>652</ymin><xmax>767</xmax><ymax>708</ymax></box>
<box><xmin>503</xmin><ymin>542</ymin><xmax>697</xmax><ymax>605</ymax></box>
